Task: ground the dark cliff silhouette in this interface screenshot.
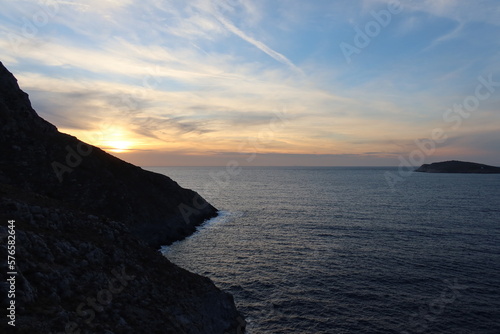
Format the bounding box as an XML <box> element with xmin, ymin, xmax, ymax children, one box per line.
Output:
<box><xmin>415</xmin><ymin>160</ymin><xmax>500</xmax><ymax>174</ymax></box>
<box><xmin>0</xmin><ymin>61</ymin><xmax>245</xmax><ymax>333</ymax></box>
<box><xmin>0</xmin><ymin>61</ymin><xmax>217</xmax><ymax>248</ymax></box>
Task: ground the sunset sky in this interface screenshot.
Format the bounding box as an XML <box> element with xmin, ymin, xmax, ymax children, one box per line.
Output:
<box><xmin>1</xmin><ymin>0</ymin><xmax>499</xmax><ymax>166</ymax></box>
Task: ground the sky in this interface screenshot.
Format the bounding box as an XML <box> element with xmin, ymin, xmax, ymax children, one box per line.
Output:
<box><xmin>0</xmin><ymin>0</ymin><xmax>499</xmax><ymax>166</ymax></box>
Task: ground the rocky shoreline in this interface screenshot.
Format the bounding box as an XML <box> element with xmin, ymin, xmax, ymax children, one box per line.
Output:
<box><xmin>0</xmin><ymin>62</ymin><xmax>245</xmax><ymax>333</ymax></box>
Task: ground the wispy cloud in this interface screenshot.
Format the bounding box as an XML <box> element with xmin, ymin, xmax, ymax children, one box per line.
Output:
<box><xmin>209</xmin><ymin>9</ymin><xmax>304</xmax><ymax>76</ymax></box>
<box><xmin>422</xmin><ymin>21</ymin><xmax>465</xmax><ymax>51</ymax></box>
<box><xmin>1</xmin><ymin>0</ymin><xmax>499</xmax><ymax>165</ymax></box>
<box><xmin>405</xmin><ymin>0</ymin><xmax>500</xmax><ymax>26</ymax></box>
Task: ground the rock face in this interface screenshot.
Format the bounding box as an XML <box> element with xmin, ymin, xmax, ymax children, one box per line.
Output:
<box><xmin>0</xmin><ymin>61</ymin><xmax>217</xmax><ymax>248</ymax></box>
<box><xmin>0</xmin><ymin>186</ymin><xmax>245</xmax><ymax>334</ymax></box>
<box><xmin>415</xmin><ymin>160</ymin><xmax>500</xmax><ymax>173</ymax></box>
<box><xmin>0</xmin><ymin>62</ymin><xmax>245</xmax><ymax>333</ymax></box>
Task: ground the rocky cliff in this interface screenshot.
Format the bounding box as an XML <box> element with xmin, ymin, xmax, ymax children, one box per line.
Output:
<box><xmin>415</xmin><ymin>160</ymin><xmax>500</xmax><ymax>174</ymax></box>
<box><xmin>0</xmin><ymin>61</ymin><xmax>217</xmax><ymax>248</ymax></box>
<box><xmin>0</xmin><ymin>62</ymin><xmax>245</xmax><ymax>333</ymax></box>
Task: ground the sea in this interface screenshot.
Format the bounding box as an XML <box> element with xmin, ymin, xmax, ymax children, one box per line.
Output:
<box><xmin>145</xmin><ymin>166</ymin><xmax>500</xmax><ymax>334</ymax></box>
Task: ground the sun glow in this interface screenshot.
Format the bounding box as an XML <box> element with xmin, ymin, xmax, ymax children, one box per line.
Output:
<box><xmin>106</xmin><ymin>140</ymin><xmax>133</xmax><ymax>153</ymax></box>
<box><xmin>84</xmin><ymin>126</ymin><xmax>138</xmax><ymax>153</ymax></box>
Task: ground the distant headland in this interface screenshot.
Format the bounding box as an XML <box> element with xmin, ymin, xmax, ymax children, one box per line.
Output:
<box><xmin>415</xmin><ymin>160</ymin><xmax>500</xmax><ymax>174</ymax></box>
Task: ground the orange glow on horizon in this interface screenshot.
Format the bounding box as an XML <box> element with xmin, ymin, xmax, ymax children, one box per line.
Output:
<box><xmin>105</xmin><ymin>140</ymin><xmax>133</xmax><ymax>153</ymax></box>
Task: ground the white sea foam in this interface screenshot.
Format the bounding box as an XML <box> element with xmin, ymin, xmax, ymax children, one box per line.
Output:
<box><xmin>159</xmin><ymin>210</ymin><xmax>242</xmax><ymax>255</ymax></box>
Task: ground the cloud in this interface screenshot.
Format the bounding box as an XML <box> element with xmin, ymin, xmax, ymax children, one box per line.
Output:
<box><xmin>1</xmin><ymin>0</ymin><xmax>499</xmax><ymax>165</ymax></box>
<box><xmin>210</xmin><ymin>11</ymin><xmax>304</xmax><ymax>75</ymax></box>
<box><xmin>130</xmin><ymin>115</ymin><xmax>213</xmax><ymax>139</ymax></box>
<box><xmin>406</xmin><ymin>0</ymin><xmax>500</xmax><ymax>26</ymax></box>
<box><xmin>422</xmin><ymin>21</ymin><xmax>465</xmax><ymax>51</ymax></box>
<box><xmin>186</xmin><ymin>0</ymin><xmax>304</xmax><ymax>75</ymax></box>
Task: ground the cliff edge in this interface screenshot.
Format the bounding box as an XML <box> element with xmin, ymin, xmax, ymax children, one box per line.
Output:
<box><xmin>0</xmin><ymin>61</ymin><xmax>216</xmax><ymax>248</ymax></box>
<box><xmin>0</xmin><ymin>62</ymin><xmax>245</xmax><ymax>333</ymax></box>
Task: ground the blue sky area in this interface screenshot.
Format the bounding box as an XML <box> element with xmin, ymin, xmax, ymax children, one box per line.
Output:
<box><xmin>1</xmin><ymin>0</ymin><xmax>499</xmax><ymax>166</ymax></box>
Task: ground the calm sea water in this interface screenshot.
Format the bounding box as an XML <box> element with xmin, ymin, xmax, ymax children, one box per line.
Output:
<box><xmin>146</xmin><ymin>167</ymin><xmax>500</xmax><ymax>334</ymax></box>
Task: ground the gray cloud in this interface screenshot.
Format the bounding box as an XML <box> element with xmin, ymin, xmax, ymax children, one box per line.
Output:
<box><xmin>129</xmin><ymin>115</ymin><xmax>213</xmax><ymax>140</ymax></box>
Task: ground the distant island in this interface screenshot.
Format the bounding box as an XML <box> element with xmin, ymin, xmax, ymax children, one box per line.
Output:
<box><xmin>415</xmin><ymin>160</ymin><xmax>500</xmax><ymax>174</ymax></box>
